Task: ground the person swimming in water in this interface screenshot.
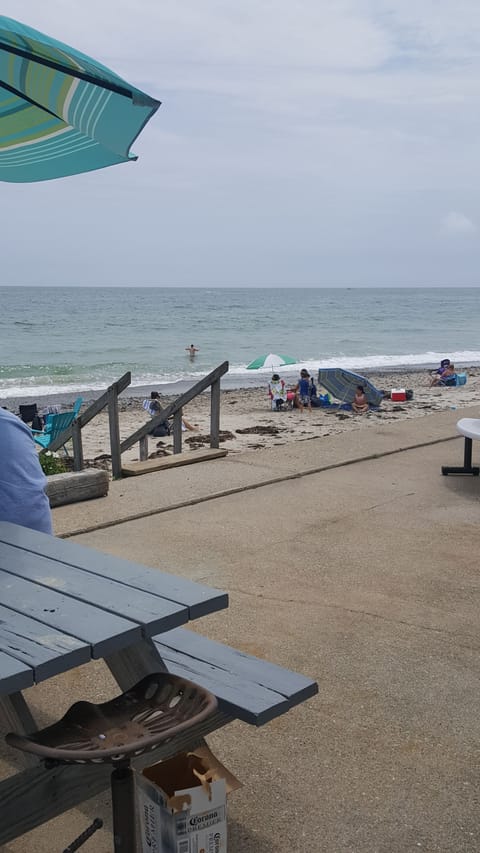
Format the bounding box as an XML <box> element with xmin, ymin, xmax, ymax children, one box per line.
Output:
<box><xmin>186</xmin><ymin>344</ymin><xmax>198</xmax><ymax>358</ymax></box>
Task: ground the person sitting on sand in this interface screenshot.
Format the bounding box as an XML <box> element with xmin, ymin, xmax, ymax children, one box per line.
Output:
<box><xmin>352</xmin><ymin>385</ymin><xmax>369</xmax><ymax>414</ymax></box>
<box><xmin>429</xmin><ymin>359</ymin><xmax>451</xmax><ymax>385</ymax></box>
<box><xmin>437</xmin><ymin>358</ymin><xmax>451</xmax><ymax>374</ymax></box>
<box><xmin>294</xmin><ymin>369</ymin><xmax>312</xmax><ymax>412</ymax></box>
<box><xmin>143</xmin><ymin>391</ymin><xmax>197</xmax><ymax>433</ymax></box>
<box><xmin>430</xmin><ymin>363</ymin><xmax>456</xmax><ymax>387</ymax></box>
<box><xmin>268</xmin><ymin>374</ymin><xmax>287</xmax><ymax>411</ymax></box>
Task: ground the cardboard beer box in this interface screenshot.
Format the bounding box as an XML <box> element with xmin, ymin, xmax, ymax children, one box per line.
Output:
<box><xmin>136</xmin><ymin>745</ymin><xmax>241</xmax><ymax>853</ymax></box>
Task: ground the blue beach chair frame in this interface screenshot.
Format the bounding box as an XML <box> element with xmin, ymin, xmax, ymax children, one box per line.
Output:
<box><xmin>32</xmin><ymin>411</ymin><xmax>76</xmax><ymax>455</ymax></box>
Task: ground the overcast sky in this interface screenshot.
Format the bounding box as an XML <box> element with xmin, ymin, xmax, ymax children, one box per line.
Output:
<box><xmin>2</xmin><ymin>1</ymin><xmax>480</xmax><ymax>287</ymax></box>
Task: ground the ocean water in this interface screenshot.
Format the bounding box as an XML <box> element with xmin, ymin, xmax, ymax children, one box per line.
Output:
<box><xmin>1</xmin><ymin>286</ymin><xmax>479</xmax><ymax>400</ymax></box>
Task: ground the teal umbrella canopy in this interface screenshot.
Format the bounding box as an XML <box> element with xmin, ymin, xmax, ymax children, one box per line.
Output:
<box><xmin>246</xmin><ymin>353</ymin><xmax>298</xmax><ymax>370</ymax></box>
<box><xmin>0</xmin><ymin>16</ymin><xmax>160</xmax><ymax>182</ymax></box>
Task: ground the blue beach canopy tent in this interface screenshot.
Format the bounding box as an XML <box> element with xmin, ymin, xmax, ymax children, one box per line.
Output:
<box><xmin>0</xmin><ymin>16</ymin><xmax>160</xmax><ymax>182</ymax></box>
<box><xmin>318</xmin><ymin>368</ymin><xmax>385</xmax><ymax>408</ymax></box>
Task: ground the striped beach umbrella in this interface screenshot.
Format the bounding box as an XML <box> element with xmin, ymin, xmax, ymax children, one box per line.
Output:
<box><xmin>0</xmin><ymin>16</ymin><xmax>160</xmax><ymax>182</ymax></box>
<box><xmin>246</xmin><ymin>353</ymin><xmax>298</xmax><ymax>370</ymax></box>
<box><xmin>317</xmin><ymin>368</ymin><xmax>384</xmax><ymax>406</ymax></box>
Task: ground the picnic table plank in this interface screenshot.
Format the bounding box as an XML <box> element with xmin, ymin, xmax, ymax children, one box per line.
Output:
<box><xmin>0</xmin><ymin>542</ymin><xmax>188</xmax><ymax>636</ymax></box>
<box><xmin>157</xmin><ymin>647</ymin><xmax>289</xmax><ymax>724</ymax></box>
<box><xmin>157</xmin><ymin>628</ymin><xmax>318</xmax><ymax>699</ymax></box>
<box><xmin>0</xmin><ymin>604</ymin><xmax>89</xmax><ymax>681</ymax></box>
<box><xmin>0</xmin><ymin>570</ymin><xmax>140</xmax><ymax>659</ymax></box>
<box><xmin>0</xmin><ymin>652</ymin><xmax>33</xmax><ymax>696</ymax></box>
<box><xmin>154</xmin><ymin>629</ymin><xmax>319</xmax><ymax>725</ymax></box>
<box><xmin>0</xmin><ymin>522</ymin><xmax>228</xmax><ymax>618</ymax></box>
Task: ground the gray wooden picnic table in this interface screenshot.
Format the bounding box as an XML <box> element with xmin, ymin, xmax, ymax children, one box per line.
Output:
<box><xmin>0</xmin><ymin>520</ymin><xmax>317</xmax><ymax>848</ymax></box>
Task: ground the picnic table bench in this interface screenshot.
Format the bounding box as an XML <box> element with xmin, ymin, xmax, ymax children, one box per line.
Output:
<box><xmin>0</xmin><ymin>521</ymin><xmax>318</xmax><ymax>847</ymax></box>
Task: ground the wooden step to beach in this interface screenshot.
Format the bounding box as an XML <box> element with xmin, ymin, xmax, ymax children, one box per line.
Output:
<box><xmin>121</xmin><ymin>447</ymin><xmax>227</xmax><ymax>477</ymax></box>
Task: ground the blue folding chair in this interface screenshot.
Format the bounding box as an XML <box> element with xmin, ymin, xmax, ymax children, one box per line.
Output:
<box><xmin>32</xmin><ymin>411</ymin><xmax>76</xmax><ymax>455</ymax></box>
<box><xmin>44</xmin><ymin>397</ymin><xmax>83</xmax><ymax>428</ymax></box>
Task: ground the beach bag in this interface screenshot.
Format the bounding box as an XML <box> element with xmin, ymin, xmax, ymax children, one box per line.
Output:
<box><xmin>405</xmin><ymin>389</ymin><xmax>414</xmax><ymax>401</ymax></box>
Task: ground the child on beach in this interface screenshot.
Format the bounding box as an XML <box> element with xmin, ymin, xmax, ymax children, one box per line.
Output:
<box><xmin>352</xmin><ymin>385</ymin><xmax>369</xmax><ymax>414</ymax></box>
<box><xmin>295</xmin><ymin>369</ymin><xmax>312</xmax><ymax>412</ymax></box>
<box><xmin>268</xmin><ymin>374</ymin><xmax>287</xmax><ymax>410</ymax></box>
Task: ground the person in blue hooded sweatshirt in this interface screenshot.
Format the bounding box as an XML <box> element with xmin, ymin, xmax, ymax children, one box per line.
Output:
<box><xmin>294</xmin><ymin>369</ymin><xmax>312</xmax><ymax>412</ymax></box>
<box><xmin>0</xmin><ymin>406</ymin><xmax>52</xmax><ymax>534</ymax></box>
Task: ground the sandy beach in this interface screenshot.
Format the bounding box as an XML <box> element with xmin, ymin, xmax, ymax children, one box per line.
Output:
<box><xmin>8</xmin><ymin>366</ymin><xmax>479</xmax><ymax>467</ymax></box>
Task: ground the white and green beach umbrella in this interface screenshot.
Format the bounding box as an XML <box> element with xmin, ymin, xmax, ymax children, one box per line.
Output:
<box><xmin>246</xmin><ymin>353</ymin><xmax>298</xmax><ymax>370</ymax></box>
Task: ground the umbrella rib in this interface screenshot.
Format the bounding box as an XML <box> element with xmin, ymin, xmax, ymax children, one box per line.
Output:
<box><xmin>0</xmin><ymin>40</ymin><xmax>144</xmax><ymax>101</ymax></box>
<box><xmin>0</xmin><ymin>76</ymin><xmax>58</xmax><ymax>118</ymax></box>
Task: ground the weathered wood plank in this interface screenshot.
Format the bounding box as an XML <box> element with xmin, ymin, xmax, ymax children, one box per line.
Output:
<box><xmin>172</xmin><ymin>410</ymin><xmax>183</xmax><ymax>453</ymax></box>
<box><xmin>71</xmin><ymin>420</ymin><xmax>84</xmax><ymax>471</ymax></box>
<box><xmin>0</xmin><ymin>603</ymin><xmax>89</xmax><ymax>681</ymax></box>
<box><xmin>210</xmin><ymin>378</ymin><xmax>220</xmax><ymax>448</ymax></box>
<box><xmin>0</xmin><ymin>542</ymin><xmax>187</xmax><ymax>637</ymax></box>
<box><xmin>106</xmin><ymin>637</ymin><xmax>168</xmax><ymax>691</ymax></box>
<box><xmin>0</xmin><ymin>692</ymin><xmax>36</xmax><ymax>733</ymax></box>
<box><xmin>0</xmin><ymin>710</ymin><xmax>231</xmax><ymax>846</ymax></box>
<box><xmin>154</xmin><ymin>628</ymin><xmax>319</xmax><ymax>725</ymax></box>
<box><xmin>0</xmin><ymin>570</ymin><xmax>140</xmax><ymax>659</ymax></box>
<box><xmin>0</xmin><ymin>522</ymin><xmax>228</xmax><ymax>619</ymax></box>
<box><xmin>0</xmin><ymin>653</ymin><xmax>33</xmax><ymax>696</ymax></box>
<box><xmin>121</xmin><ymin>447</ymin><xmax>227</xmax><ymax>476</ymax></box>
<box><xmin>139</xmin><ymin>435</ymin><xmax>149</xmax><ymax>461</ymax></box>
<box><xmin>46</xmin><ymin>469</ymin><xmax>109</xmax><ymax>507</ymax></box>
<box><xmin>158</xmin><ymin>628</ymin><xmax>319</xmax><ymax>696</ymax></box>
<box><xmin>160</xmin><ymin>649</ymin><xmax>290</xmax><ymax>724</ymax></box>
<box><xmin>0</xmin><ymin>694</ymin><xmax>39</xmax><ymax>767</ymax></box>
<box><xmin>108</xmin><ymin>384</ymin><xmax>122</xmax><ymax>479</ymax></box>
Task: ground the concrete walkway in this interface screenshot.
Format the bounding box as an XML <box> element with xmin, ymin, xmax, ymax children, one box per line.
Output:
<box><xmin>54</xmin><ymin>406</ymin><xmax>468</xmax><ymax>538</ymax></box>
<box><xmin>2</xmin><ymin>406</ymin><xmax>480</xmax><ymax>852</ymax></box>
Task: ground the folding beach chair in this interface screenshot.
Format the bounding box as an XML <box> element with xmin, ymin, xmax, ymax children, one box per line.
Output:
<box><xmin>18</xmin><ymin>403</ymin><xmax>38</xmax><ymax>424</ymax></box>
<box><xmin>32</xmin><ymin>411</ymin><xmax>76</xmax><ymax>455</ymax></box>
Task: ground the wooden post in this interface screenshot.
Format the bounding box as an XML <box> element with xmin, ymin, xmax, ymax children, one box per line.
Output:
<box><xmin>0</xmin><ymin>694</ymin><xmax>39</xmax><ymax>768</ymax></box>
<box><xmin>172</xmin><ymin>410</ymin><xmax>183</xmax><ymax>454</ymax></box>
<box><xmin>108</xmin><ymin>387</ymin><xmax>122</xmax><ymax>479</ymax></box>
<box><xmin>210</xmin><ymin>378</ymin><xmax>220</xmax><ymax>448</ymax></box>
<box><xmin>71</xmin><ymin>421</ymin><xmax>84</xmax><ymax>472</ymax></box>
<box><xmin>139</xmin><ymin>436</ymin><xmax>148</xmax><ymax>461</ymax></box>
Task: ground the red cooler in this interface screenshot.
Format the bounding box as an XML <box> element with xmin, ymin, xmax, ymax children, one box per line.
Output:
<box><xmin>391</xmin><ymin>388</ymin><xmax>406</xmax><ymax>402</ymax></box>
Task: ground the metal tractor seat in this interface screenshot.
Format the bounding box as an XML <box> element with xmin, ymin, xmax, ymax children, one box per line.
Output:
<box><xmin>6</xmin><ymin>672</ymin><xmax>217</xmax><ymax>853</ymax></box>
